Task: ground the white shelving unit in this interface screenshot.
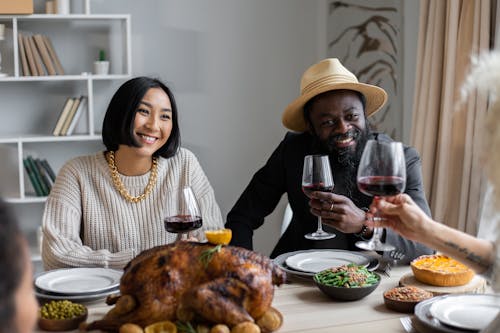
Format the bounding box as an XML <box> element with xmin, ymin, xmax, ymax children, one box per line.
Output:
<box><xmin>0</xmin><ymin>12</ymin><xmax>131</xmax><ymax>203</ymax></box>
<box><xmin>0</xmin><ymin>4</ymin><xmax>132</xmax><ymax>267</ymax></box>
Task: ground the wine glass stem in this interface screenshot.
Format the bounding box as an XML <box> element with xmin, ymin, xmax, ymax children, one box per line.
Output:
<box><xmin>176</xmin><ymin>232</ymin><xmax>188</xmax><ymax>242</ymax></box>
<box><xmin>371</xmin><ymin>212</ymin><xmax>383</xmax><ymax>243</ymax></box>
<box><xmin>316</xmin><ymin>217</ymin><xmax>325</xmax><ymax>233</ymax></box>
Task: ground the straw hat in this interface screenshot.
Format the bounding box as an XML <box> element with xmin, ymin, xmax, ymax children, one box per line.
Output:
<box><xmin>282</xmin><ymin>58</ymin><xmax>388</xmax><ymax>132</ymax></box>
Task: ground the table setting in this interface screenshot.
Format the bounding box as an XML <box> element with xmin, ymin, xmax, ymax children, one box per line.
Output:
<box><xmin>273</xmin><ymin>248</ymin><xmax>380</xmax><ymax>281</ymax></box>
<box><xmin>31</xmin><ymin>157</ymin><xmax>498</xmax><ymax>332</ymax></box>
<box><xmin>34</xmin><ymin>267</ymin><xmax>121</xmax><ymax>303</ymax></box>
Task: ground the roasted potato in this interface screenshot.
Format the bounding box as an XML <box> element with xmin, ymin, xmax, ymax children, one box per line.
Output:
<box><xmin>256</xmin><ymin>307</ymin><xmax>283</xmax><ymax>332</ymax></box>
<box><xmin>119</xmin><ymin>323</ymin><xmax>144</xmax><ymax>333</ymax></box>
<box><xmin>210</xmin><ymin>324</ymin><xmax>230</xmax><ymax>333</ymax></box>
<box><xmin>231</xmin><ymin>322</ymin><xmax>260</xmax><ymax>333</ymax></box>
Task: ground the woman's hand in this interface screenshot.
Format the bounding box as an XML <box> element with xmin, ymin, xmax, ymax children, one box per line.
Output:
<box><xmin>367</xmin><ymin>194</ymin><xmax>432</xmax><ymax>242</ymax></box>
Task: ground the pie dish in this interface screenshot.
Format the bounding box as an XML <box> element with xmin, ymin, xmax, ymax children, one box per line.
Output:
<box><xmin>410</xmin><ymin>254</ymin><xmax>474</xmax><ymax>286</ymax></box>
<box><xmin>383</xmin><ymin>286</ymin><xmax>433</xmax><ymax>313</ymax></box>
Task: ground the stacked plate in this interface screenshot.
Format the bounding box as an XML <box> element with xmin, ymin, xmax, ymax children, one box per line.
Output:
<box><xmin>34</xmin><ymin>268</ymin><xmax>122</xmax><ymax>302</ymax></box>
<box><xmin>414</xmin><ymin>294</ymin><xmax>500</xmax><ymax>332</ymax></box>
<box><xmin>273</xmin><ymin>249</ymin><xmax>379</xmax><ymax>280</ymax></box>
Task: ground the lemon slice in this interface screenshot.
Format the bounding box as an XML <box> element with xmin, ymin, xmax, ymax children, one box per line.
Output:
<box><xmin>205</xmin><ymin>229</ymin><xmax>232</xmax><ymax>245</ymax></box>
<box><xmin>144</xmin><ymin>321</ymin><xmax>177</xmax><ymax>333</ymax></box>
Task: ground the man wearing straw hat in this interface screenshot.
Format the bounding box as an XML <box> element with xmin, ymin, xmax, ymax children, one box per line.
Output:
<box><xmin>226</xmin><ymin>58</ymin><xmax>433</xmax><ymax>261</ymax></box>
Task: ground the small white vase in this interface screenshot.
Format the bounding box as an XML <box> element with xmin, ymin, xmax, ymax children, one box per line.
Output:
<box><xmin>93</xmin><ymin>61</ymin><xmax>110</xmax><ymax>75</ymax></box>
<box><xmin>56</xmin><ymin>0</ymin><xmax>70</xmax><ymax>15</ymax></box>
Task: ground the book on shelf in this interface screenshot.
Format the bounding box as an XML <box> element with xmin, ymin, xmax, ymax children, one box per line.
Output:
<box><xmin>18</xmin><ymin>33</ymin><xmax>64</xmax><ymax>76</ymax></box>
<box><xmin>60</xmin><ymin>96</ymin><xmax>82</xmax><ymax>136</ymax></box>
<box><xmin>64</xmin><ymin>96</ymin><xmax>87</xmax><ymax>136</ymax></box>
<box><xmin>22</xmin><ymin>34</ymin><xmax>38</xmax><ymax>76</ymax></box>
<box><xmin>25</xmin><ymin>156</ymin><xmax>49</xmax><ymax>196</ymax></box>
<box><xmin>28</xmin><ymin>36</ymin><xmax>45</xmax><ymax>76</ymax></box>
<box><xmin>52</xmin><ymin>97</ymin><xmax>75</xmax><ymax>136</ymax></box>
<box><xmin>18</xmin><ymin>32</ymin><xmax>30</xmax><ymax>76</ymax></box>
<box><xmin>23</xmin><ymin>158</ymin><xmax>45</xmax><ymax>196</ymax></box>
<box><xmin>42</xmin><ymin>35</ymin><xmax>65</xmax><ymax>75</ymax></box>
<box><xmin>34</xmin><ymin>158</ymin><xmax>53</xmax><ymax>192</ymax></box>
<box><xmin>33</xmin><ymin>34</ymin><xmax>56</xmax><ymax>75</ymax></box>
<box><xmin>23</xmin><ymin>156</ymin><xmax>57</xmax><ymax>197</ymax></box>
<box><xmin>40</xmin><ymin>159</ymin><xmax>56</xmax><ymax>182</ymax></box>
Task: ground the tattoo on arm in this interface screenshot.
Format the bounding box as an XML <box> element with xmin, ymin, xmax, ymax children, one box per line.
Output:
<box><xmin>443</xmin><ymin>241</ymin><xmax>490</xmax><ymax>269</ymax></box>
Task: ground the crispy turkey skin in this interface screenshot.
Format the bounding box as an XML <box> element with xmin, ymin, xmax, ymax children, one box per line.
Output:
<box><xmin>85</xmin><ymin>242</ymin><xmax>286</xmax><ymax>332</ymax></box>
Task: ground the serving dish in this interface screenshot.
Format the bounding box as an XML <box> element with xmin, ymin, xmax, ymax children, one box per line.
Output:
<box><xmin>383</xmin><ymin>286</ymin><xmax>433</xmax><ymax>313</ymax></box>
<box><xmin>38</xmin><ymin>305</ymin><xmax>88</xmax><ymax>331</ymax></box>
<box><xmin>313</xmin><ymin>266</ymin><xmax>380</xmax><ymax>301</ymax></box>
<box><xmin>410</xmin><ymin>254</ymin><xmax>474</xmax><ymax>287</ymax></box>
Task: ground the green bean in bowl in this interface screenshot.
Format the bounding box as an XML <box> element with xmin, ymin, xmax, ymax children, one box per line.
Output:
<box><xmin>313</xmin><ymin>264</ymin><xmax>381</xmax><ymax>301</ymax></box>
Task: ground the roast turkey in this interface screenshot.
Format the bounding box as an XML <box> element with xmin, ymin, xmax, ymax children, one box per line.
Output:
<box><xmin>84</xmin><ymin>242</ymin><xmax>286</xmax><ymax>332</ymax></box>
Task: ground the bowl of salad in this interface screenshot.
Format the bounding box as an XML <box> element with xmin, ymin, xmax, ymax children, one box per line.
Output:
<box><xmin>313</xmin><ymin>264</ymin><xmax>381</xmax><ymax>301</ymax></box>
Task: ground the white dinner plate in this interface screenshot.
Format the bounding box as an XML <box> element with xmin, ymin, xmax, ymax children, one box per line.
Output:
<box><xmin>35</xmin><ymin>286</ymin><xmax>119</xmax><ymax>303</ymax></box>
<box><xmin>429</xmin><ymin>294</ymin><xmax>500</xmax><ymax>331</ymax></box>
<box><xmin>35</xmin><ymin>268</ymin><xmax>122</xmax><ymax>295</ymax></box>
<box><xmin>285</xmin><ymin>250</ymin><xmax>370</xmax><ymax>273</ymax></box>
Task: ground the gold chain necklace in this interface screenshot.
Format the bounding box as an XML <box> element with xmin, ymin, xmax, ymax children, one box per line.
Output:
<box><xmin>106</xmin><ymin>151</ymin><xmax>158</xmax><ymax>203</ymax></box>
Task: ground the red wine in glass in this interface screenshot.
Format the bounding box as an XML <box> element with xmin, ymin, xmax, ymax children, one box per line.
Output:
<box><xmin>302</xmin><ymin>184</ymin><xmax>334</xmax><ymax>197</ymax></box>
<box><xmin>355</xmin><ymin>140</ymin><xmax>406</xmax><ymax>251</ymax></box>
<box><xmin>164</xmin><ymin>186</ymin><xmax>203</xmax><ymax>242</ymax></box>
<box><xmin>164</xmin><ymin>215</ymin><xmax>203</xmax><ymax>233</ymax></box>
<box><xmin>357</xmin><ymin>176</ymin><xmax>405</xmax><ymax>197</ymax></box>
<box><xmin>302</xmin><ymin>154</ymin><xmax>336</xmax><ymax>240</ymax></box>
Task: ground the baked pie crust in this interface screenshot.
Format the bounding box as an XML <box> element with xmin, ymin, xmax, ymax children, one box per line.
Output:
<box><xmin>410</xmin><ymin>254</ymin><xmax>475</xmax><ymax>286</ymax></box>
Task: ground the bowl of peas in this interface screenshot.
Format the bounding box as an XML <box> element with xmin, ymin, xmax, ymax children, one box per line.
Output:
<box><xmin>313</xmin><ymin>264</ymin><xmax>381</xmax><ymax>301</ymax></box>
<box><xmin>38</xmin><ymin>300</ymin><xmax>88</xmax><ymax>331</ymax></box>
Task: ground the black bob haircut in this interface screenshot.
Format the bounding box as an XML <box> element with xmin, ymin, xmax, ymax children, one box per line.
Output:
<box><xmin>102</xmin><ymin>76</ymin><xmax>180</xmax><ymax>158</ymax></box>
<box><xmin>0</xmin><ymin>199</ymin><xmax>26</xmax><ymax>333</ymax></box>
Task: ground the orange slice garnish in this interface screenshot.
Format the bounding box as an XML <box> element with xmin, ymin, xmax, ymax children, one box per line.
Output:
<box><xmin>205</xmin><ymin>229</ymin><xmax>232</xmax><ymax>245</ymax></box>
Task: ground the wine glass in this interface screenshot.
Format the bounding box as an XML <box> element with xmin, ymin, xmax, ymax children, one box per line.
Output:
<box><xmin>355</xmin><ymin>140</ymin><xmax>406</xmax><ymax>251</ymax></box>
<box><xmin>164</xmin><ymin>186</ymin><xmax>203</xmax><ymax>242</ymax></box>
<box><xmin>302</xmin><ymin>154</ymin><xmax>336</xmax><ymax>240</ymax></box>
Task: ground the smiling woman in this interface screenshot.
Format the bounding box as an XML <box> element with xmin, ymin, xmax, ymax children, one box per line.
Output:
<box><xmin>41</xmin><ymin>76</ymin><xmax>225</xmax><ymax>270</ymax></box>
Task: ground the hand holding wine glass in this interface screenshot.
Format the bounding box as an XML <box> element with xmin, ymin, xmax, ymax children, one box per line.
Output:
<box><xmin>356</xmin><ymin>140</ymin><xmax>406</xmax><ymax>251</ymax></box>
<box><xmin>302</xmin><ymin>154</ymin><xmax>336</xmax><ymax>240</ymax></box>
<box><xmin>164</xmin><ymin>186</ymin><xmax>203</xmax><ymax>242</ymax></box>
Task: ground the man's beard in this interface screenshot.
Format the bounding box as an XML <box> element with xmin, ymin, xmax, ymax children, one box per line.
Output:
<box><xmin>312</xmin><ymin>126</ymin><xmax>370</xmax><ymax>197</ymax></box>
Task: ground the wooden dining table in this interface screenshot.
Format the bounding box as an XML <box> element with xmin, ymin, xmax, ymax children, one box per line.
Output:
<box><xmin>34</xmin><ymin>265</ymin><xmax>411</xmax><ymax>333</ymax></box>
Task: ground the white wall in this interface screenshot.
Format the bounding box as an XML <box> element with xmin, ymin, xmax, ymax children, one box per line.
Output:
<box><xmin>90</xmin><ymin>0</ymin><xmax>322</xmax><ymax>255</ymax></box>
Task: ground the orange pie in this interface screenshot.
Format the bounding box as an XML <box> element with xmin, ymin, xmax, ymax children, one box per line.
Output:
<box><xmin>410</xmin><ymin>254</ymin><xmax>475</xmax><ymax>286</ymax></box>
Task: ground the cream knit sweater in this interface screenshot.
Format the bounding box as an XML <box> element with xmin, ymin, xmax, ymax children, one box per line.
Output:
<box><xmin>42</xmin><ymin>148</ymin><xmax>224</xmax><ymax>270</ymax></box>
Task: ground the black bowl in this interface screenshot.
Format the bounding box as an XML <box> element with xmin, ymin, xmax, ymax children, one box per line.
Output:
<box><xmin>314</xmin><ymin>272</ymin><xmax>381</xmax><ymax>301</ymax></box>
<box><xmin>38</xmin><ymin>307</ymin><xmax>88</xmax><ymax>331</ymax></box>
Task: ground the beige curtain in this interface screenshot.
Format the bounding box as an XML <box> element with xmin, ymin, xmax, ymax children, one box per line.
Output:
<box><xmin>411</xmin><ymin>0</ymin><xmax>491</xmax><ymax>234</ymax></box>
